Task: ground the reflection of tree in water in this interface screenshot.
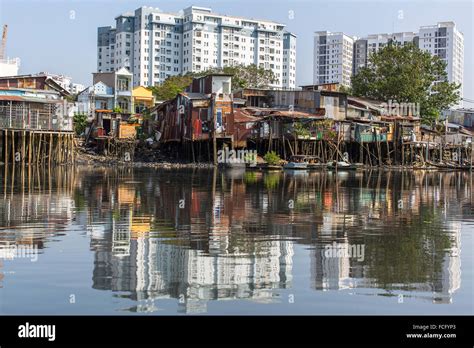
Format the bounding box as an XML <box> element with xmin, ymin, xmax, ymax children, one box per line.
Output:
<box><xmin>362</xmin><ymin>207</ymin><xmax>454</xmax><ymax>291</ymax></box>
<box><xmin>72</xmin><ymin>167</ymin><xmax>469</xmax><ymax>310</ymax></box>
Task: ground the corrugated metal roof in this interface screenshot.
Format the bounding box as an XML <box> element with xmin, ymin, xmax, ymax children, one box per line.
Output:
<box><xmin>0</xmin><ymin>95</ymin><xmax>59</xmax><ymax>103</ymax></box>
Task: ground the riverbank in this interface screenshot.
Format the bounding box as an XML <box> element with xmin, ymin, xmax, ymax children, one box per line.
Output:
<box><xmin>73</xmin><ymin>149</ymin><xmax>472</xmax><ymax>171</ymax></box>
<box><xmin>74</xmin><ymin>148</ymin><xmax>215</xmax><ymax>169</ymax></box>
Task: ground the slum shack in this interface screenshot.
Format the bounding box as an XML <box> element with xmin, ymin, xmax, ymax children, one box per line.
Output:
<box><xmin>151</xmin><ymin>74</ymin><xmax>235</xmax><ymax>163</ymax></box>
<box><xmin>232</xmin><ymin>85</ymin><xmax>350</xmax><ymax>161</ymax></box>
<box><xmin>442</xmin><ymin>123</ymin><xmax>473</xmax><ymax>167</ymax></box>
<box><xmin>0</xmin><ymin>84</ymin><xmax>74</xmax><ymax>166</ymax></box>
<box><xmin>233</xmin><ymin>88</ymin><xmax>271</xmax><ymax>108</ymax></box>
<box><xmin>238</xmin><ymin>107</ymin><xmax>325</xmax><ymax>159</ymax></box>
<box><xmin>86</xmin><ymin>109</ymin><xmax>139</xmax><ymax>158</ymax></box>
<box><xmin>233</xmin><ymin>108</ymin><xmax>260</xmax><ymax>148</ymax></box>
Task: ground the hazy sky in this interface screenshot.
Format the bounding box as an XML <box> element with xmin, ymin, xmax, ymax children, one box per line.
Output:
<box><xmin>0</xmin><ymin>0</ymin><xmax>472</xmax><ymax>102</ymax></box>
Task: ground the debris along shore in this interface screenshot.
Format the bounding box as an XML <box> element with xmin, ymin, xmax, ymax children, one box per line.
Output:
<box><xmin>74</xmin><ymin>146</ymin><xmax>468</xmax><ymax>172</ymax></box>
<box><xmin>74</xmin><ymin>147</ymin><xmax>214</xmax><ymax>169</ymax></box>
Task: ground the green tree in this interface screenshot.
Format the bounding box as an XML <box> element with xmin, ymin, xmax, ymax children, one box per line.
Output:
<box><xmin>351</xmin><ymin>43</ymin><xmax>460</xmax><ymax>126</ymax></box>
<box><xmin>73</xmin><ymin>113</ymin><xmax>88</xmax><ymax>136</ymax></box>
<box><xmin>148</xmin><ymin>74</ymin><xmax>194</xmax><ymax>101</ymax></box>
<box><xmin>195</xmin><ymin>64</ymin><xmax>276</xmax><ymax>91</ymax></box>
<box><xmin>148</xmin><ymin>65</ymin><xmax>276</xmax><ymax>101</ymax></box>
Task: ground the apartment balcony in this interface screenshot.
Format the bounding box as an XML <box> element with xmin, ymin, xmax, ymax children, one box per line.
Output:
<box><xmin>116</xmin><ymin>90</ymin><xmax>132</xmax><ymax>97</ymax></box>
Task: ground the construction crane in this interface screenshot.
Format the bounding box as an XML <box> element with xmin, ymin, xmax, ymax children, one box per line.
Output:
<box><xmin>0</xmin><ymin>24</ymin><xmax>8</xmax><ymax>60</ymax></box>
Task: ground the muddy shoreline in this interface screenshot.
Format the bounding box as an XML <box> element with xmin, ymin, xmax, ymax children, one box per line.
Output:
<box><xmin>74</xmin><ymin>149</ymin><xmax>215</xmax><ymax>169</ymax></box>
<box><xmin>73</xmin><ymin>150</ymin><xmax>471</xmax><ymax>171</ymax></box>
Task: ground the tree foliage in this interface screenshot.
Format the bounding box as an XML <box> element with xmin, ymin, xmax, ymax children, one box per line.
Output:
<box><xmin>351</xmin><ymin>43</ymin><xmax>460</xmax><ymax>125</ymax></box>
<box><xmin>148</xmin><ymin>74</ymin><xmax>194</xmax><ymax>101</ymax></box>
<box><xmin>263</xmin><ymin>151</ymin><xmax>281</xmax><ymax>165</ymax></box>
<box><xmin>148</xmin><ymin>64</ymin><xmax>276</xmax><ymax>101</ymax></box>
<box><xmin>73</xmin><ymin>113</ymin><xmax>88</xmax><ymax>136</ymax></box>
<box><xmin>193</xmin><ymin>64</ymin><xmax>276</xmax><ymax>92</ymax></box>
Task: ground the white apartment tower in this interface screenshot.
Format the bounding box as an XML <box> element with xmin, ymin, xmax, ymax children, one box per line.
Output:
<box><xmin>353</xmin><ymin>32</ymin><xmax>416</xmax><ymax>75</ymax></box>
<box><xmin>283</xmin><ymin>32</ymin><xmax>297</xmax><ymax>89</ymax></box>
<box><xmin>98</xmin><ymin>6</ymin><xmax>296</xmax><ymax>89</ymax></box>
<box><xmin>313</xmin><ymin>31</ymin><xmax>354</xmax><ymax>87</ymax></box>
<box><xmin>348</xmin><ymin>22</ymin><xmax>464</xmax><ymax>104</ymax></box>
<box><xmin>418</xmin><ymin>22</ymin><xmax>464</xmax><ymax>103</ymax></box>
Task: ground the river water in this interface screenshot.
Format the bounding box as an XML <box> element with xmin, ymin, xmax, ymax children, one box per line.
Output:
<box><xmin>0</xmin><ymin>166</ymin><xmax>472</xmax><ymax>315</ymax></box>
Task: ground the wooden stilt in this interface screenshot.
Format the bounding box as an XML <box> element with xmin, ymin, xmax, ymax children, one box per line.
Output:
<box><xmin>28</xmin><ymin>131</ymin><xmax>32</xmax><ymax>166</ymax></box>
<box><xmin>36</xmin><ymin>133</ymin><xmax>42</xmax><ymax>164</ymax></box>
<box><xmin>5</xmin><ymin>129</ymin><xmax>8</xmax><ymax>165</ymax></box>
<box><xmin>11</xmin><ymin>130</ymin><xmax>15</xmax><ymax>164</ymax></box>
<box><xmin>49</xmin><ymin>133</ymin><xmax>52</xmax><ymax>166</ymax></box>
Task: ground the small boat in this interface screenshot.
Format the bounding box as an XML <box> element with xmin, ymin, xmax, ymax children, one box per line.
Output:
<box><xmin>284</xmin><ymin>155</ymin><xmax>322</xmax><ymax>170</ymax></box>
<box><xmin>307</xmin><ymin>163</ymin><xmax>328</xmax><ymax>170</ymax></box>
<box><xmin>327</xmin><ymin>161</ymin><xmax>363</xmax><ymax>170</ymax></box>
<box><xmin>284</xmin><ymin>161</ymin><xmax>308</xmax><ymax>170</ymax></box>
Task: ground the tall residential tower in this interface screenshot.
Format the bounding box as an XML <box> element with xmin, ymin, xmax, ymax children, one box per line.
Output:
<box><xmin>98</xmin><ymin>6</ymin><xmax>297</xmax><ymax>89</ymax></box>
<box><xmin>314</xmin><ymin>21</ymin><xmax>464</xmax><ymax>105</ymax></box>
<box><xmin>313</xmin><ymin>31</ymin><xmax>354</xmax><ymax>87</ymax></box>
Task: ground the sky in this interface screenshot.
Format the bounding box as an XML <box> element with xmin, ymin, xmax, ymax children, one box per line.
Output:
<box><xmin>0</xmin><ymin>0</ymin><xmax>472</xmax><ymax>103</ymax></box>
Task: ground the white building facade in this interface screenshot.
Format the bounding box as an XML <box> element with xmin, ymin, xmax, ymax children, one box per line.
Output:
<box><xmin>98</xmin><ymin>6</ymin><xmax>296</xmax><ymax>89</ymax></box>
<box><xmin>313</xmin><ymin>31</ymin><xmax>354</xmax><ymax>87</ymax></box>
<box><xmin>283</xmin><ymin>32</ymin><xmax>297</xmax><ymax>89</ymax></box>
<box><xmin>417</xmin><ymin>22</ymin><xmax>464</xmax><ymax>105</ymax></box>
<box><xmin>0</xmin><ymin>58</ymin><xmax>20</xmax><ymax>77</ymax></box>
<box><xmin>316</xmin><ymin>22</ymin><xmax>464</xmax><ymax>105</ymax></box>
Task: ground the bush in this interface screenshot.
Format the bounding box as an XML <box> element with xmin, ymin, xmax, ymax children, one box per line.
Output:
<box><xmin>73</xmin><ymin>113</ymin><xmax>88</xmax><ymax>136</ymax></box>
<box><xmin>263</xmin><ymin>151</ymin><xmax>281</xmax><ymax>165</ymax></box>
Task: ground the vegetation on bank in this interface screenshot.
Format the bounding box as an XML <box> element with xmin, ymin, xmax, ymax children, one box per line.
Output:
<box><xmin>263</xmin><ymin>151</ymin><xmax>281</xmax><ymax>165</ymax></box>
<box><xmin>73</xmin><ymin>113</ymin><xmax>88</xmax><ymax>135</ymax></box>
<box><xmin>148</xmin><ymin>64</ymin><xmax>276</xmax><ymax>101</ymax></box>
<box><xmin>351</xmin><ymin>43</ymin><xmax>461</xmax><ymax>126</ymax></box>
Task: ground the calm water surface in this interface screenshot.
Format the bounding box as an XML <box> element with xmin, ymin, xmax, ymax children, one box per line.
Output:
<box><xmin>0</xmin><ymin>166</ymin><xmax>473</xmax><ymax>315</ymax></box>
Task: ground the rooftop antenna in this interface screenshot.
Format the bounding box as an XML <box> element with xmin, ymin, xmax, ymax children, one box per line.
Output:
<box><xmin>0</xmin><ymin>24</ymin><xmax>8</xmax><ymax>60</ymax></box>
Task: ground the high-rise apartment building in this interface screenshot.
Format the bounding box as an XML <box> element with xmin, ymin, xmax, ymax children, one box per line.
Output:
<box><xmin>315</xmin><ymin>22</ymin><xmax>464</xmax><ymax>104</ymax></box>
<box><xmin>417</xmin><ymin>22</ymin><xmax>464</xmax><ymax>102</ymax></box>
<box><xmin>98</xmin><ymin>6</ymin><xmax>297</xmax><ymax>89</ymax></box>
<box><xmin>313</xmin><ymin>31</ymin><xmax>354</xmax><ymax>87</ymax></box>
<box><xmin>353</xmin><ymin>32</ymin><xmax>417</xmax><ymax>75</ymax></box>
<box><xmin>283</xmin><ymin>32</ymin><xmax>297</xmax><ymax>89</ymax></box>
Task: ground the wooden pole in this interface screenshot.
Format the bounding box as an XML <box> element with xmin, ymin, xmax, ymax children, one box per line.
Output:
<box><xmin>71</xmin><ymin>134</ymin><xmax>75</xmax><ymax>165</ymax></box>
<box><xmin>22</xmin><ymin>130</ymin><xmax>26</xmax><ymax>164</ymax></box>
<box><xmin>4</xmin><ymin>129</ymin><xmax>8</xmax><ymax>166</ymax></box>
<box><xmin>11</xmin><ymin>130</ymin><xmax>15</xmax><ymax>165</ymax></box>
<box><xmin>49</xmin><ymin>133</ymin><xmax>52</xmax><ymax>166</ymax></box>
<box><xmin>36</xmin><ymin>133</ymin><xmax>42</xmax><ymax>164</ymax></box>
<box><xmin>28</xmin><ymin>131</ymin><xmax>32</xmax><ymax>166</ymax></box>
<box><xmin>56</xmin><ymin>133</ymin><xmax>61</xmax><ymax>163</ymax></box>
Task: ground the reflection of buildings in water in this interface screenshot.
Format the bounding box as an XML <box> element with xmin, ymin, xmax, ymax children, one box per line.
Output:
<box><xmin>0</xmin><ymin>260</ymin><xmax>3</xmax><ymax>287</ymax></box>
<box><xmin>311</xmin><ymin>240</ymin><xmax>353</xmax><ymax>291</ymax></box>
<box><xmin>91</xmin><ymin>233</ymin><xmax>294</xmax><ymax>313</ymax></box>
<box><xmin>0</xmin><ymin>194</ymin><xmax>74</xmax><ymax>246</ymax></box>
<box><xmin>83</xmin><ymin>169</ymin><xmax>469</xmax><ymax>310</ymax></box>
<box><xmin>433</xmin><ymin>222</ymin><xmax>461</xmax><ymax>304</ymax></box>
<box><xmin>310</xmin><ymin>224</ymin><xmax>462</xmax><ymax>303</ymax></box>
